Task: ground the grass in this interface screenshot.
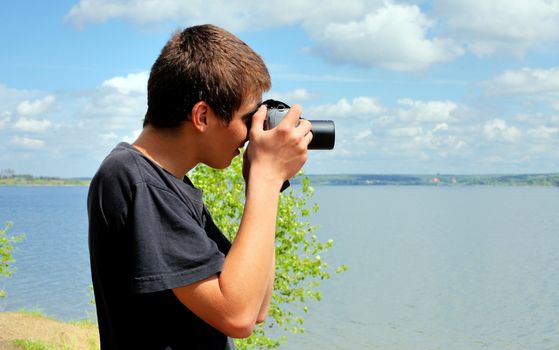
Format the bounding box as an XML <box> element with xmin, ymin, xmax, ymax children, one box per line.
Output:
<box><xmin>13</xmin><ymin>336</ymin><xmax>99</xmax><ymax>350</ymax></box>
<box><xmin>13</xmin><ymin>339</ymin><xmax>52</xmax><ymax>350</ymax></box>
<box><xmin>17</xmin><ymin>308</ymin><xmax>56</xmax><ymax>320</ymax></box>
<box><xmin>16</xmin><ymin>308</ymin><xmax>97</xmax><ymax>325</ymax></box>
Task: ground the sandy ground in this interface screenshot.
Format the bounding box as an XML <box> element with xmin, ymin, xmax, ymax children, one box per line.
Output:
<box><xmin>0</xmin><ymin>312</ymin><xmax>99</xmax><ymax>350</ymax></box>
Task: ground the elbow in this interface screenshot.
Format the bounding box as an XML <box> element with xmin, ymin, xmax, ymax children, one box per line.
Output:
<box><xmin>222</xmin><ymin>315</ymin><xmax>257</xmax><ymax>338</ymax></box>
<box><xmin>255</xmin><ymin>312</ymin><xmax>268</xmax><ymax>325</ymax></box>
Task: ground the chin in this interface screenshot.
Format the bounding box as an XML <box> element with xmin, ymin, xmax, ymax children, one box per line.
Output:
<box><xmin>205</xmin><ymin>151</ymin><xmax>238</xmax><ymax>169</ymax></box>
<box><xmin>208</xmin><ymin>158</ymin><xmax>233</xmax><ymax>170</ymax></box>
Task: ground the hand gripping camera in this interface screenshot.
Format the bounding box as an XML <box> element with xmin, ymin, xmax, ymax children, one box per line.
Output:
<box><xmin>262</xmin><ymin>99</ymin><xmax>335</xmax><ymax>150</ymax></box>
<box><xmin>252</xmin><ymin>99</ymin><xmax>336</xmax><ymax>191</ymax></box>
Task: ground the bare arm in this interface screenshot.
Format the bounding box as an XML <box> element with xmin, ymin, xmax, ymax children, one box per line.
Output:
<box><xmin>173</xmin><ymin>105</ymin><xmax>311</xmax><ymax>338</ymax></box>
<box><xmin>256</xmin><ymin>250</ymin><xmax>275</xmax><ymax>323</ymax></box>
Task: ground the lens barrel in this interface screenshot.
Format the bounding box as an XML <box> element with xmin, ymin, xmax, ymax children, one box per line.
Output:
<box><xmin>307</xmin><ymin>120</ymin><xmax>335</xmax><ymax>150</ymax></box>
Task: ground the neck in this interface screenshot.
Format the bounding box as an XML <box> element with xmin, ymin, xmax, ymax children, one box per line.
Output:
<box><xmin>132</xmin><ymin>125</ymin><xmax>198</xmax><ymax>179</ymax></box>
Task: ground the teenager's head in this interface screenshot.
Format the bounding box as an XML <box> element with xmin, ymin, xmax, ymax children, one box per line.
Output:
<box><xmin>144</xmin><ymin>24</ymin><xmax>271</xmax><ymax>128</ymax></box>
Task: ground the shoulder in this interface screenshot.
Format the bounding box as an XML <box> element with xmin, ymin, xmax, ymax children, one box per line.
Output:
<box><xmin>95</xmin><ymin>143</ymin><xmax>144</xmax><ymax>183</ymax></box>
<box><xmin>88</xmin><ymin>143</ymin><xmax>147</xmax><ymax>208</ymax></box>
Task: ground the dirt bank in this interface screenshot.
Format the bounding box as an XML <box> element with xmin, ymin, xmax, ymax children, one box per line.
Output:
<box><xmin>0</xmin><ymin>312</ymin><xmax>99</xmax><ymax>350</ymax></box>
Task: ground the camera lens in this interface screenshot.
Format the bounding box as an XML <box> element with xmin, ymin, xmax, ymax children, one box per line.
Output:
<box><xmin>308</xmin><ymin>120</ymin><xmax>335</xmax><ymax>150</ymax></box>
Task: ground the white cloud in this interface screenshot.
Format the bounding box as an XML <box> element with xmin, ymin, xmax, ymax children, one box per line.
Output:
<box><xmin>102</xmin><ymin>72</ymin><xmax>148</xmax><ymax>94</ymax></box>
<box><xmin>397</xmin><ymin>99</ymin><xmax>459</xmax><ymax>123</ymax></box>
<box><xmin>411</xmin><ymin>132</ymin><xmax>468</xmax><ymax>156</ymax></box>
<box><xmin>99</xmin><ymin>131</ymin><xmax>119</xmax><ymax>143</ymax></box>
<box><xmin>265</xmin><ymin>89</ymin><xmax>313</xmax><ymax>104</ymax></box>
<box><xmin>63</xmin><ymin>0</ymin><xmax>559</xmax><ymax>73</ymax></box>
<box><xmin>16</xmin><ymin>95</ymin><xmax>56</xmax><ymax>116</ymax></box>
<box><xmin>13</xmin><ymin>117</ymin><xmax>52</xmax><ymax>132</ymax></box>
<box><xmin>65</xmin><ymin>0</ymin><xmax>177</xmax><ymax>29</ymax></box>
<box><xmin>308</xmin><ymin>96</ymin><xmax>473</xmax><ymax>163</ymax></box>
<box><xmin>310</xmin><ymin>2</ymin><xmax>463</xmax><ymax>71</ymax></box>
<box><xmin>485</xmin><ymin>67</ymin><xmax>559</xmax><ymax>97</ymax></box>
<box><xmin>309</xmin><ymin>96</ymin><xmax>385</xmax><ymax>119</ymax></box>
<box><xmin>82</xmin><ymin>71</ymin><xmax>148</xmax><ymax>131</ymax></box>
<box><xmin>527</xmin><ymin>126</ymin><xmax>559</xmax><ymax>139</ymax></box>
<box><xmin>11</xmin><ymin>136</ymin><xmax>45</xmax><ymax>150</ymax></box>
<box><xmin>380</xmin><ymin>126</ymin><xmax>469</xmax><ymax>159</ymax></box>
<box><xmin>122</xmin><ymin>128</ymin><xmax>143</xmax><ymax>143</ymax></box>
<box><xmin>433</xmin><ymin>123</ymin><xmax>448</xmax><ymax>132</ymax></box>
<box><xmin>65</xmin><ymin>0</ymin><xmax>303</xmax><ymax>30</ymax></box>
<box><xmin>352</xmin><ymin>97</ymin><xmax>386</xmax><ymax>115</ymax></box>
<box><xmin>0</xmin><ymin>75</ymin><xmax>149</xmax><ymax>177</ymax></box>
<box><xmin>514</xmin><ymin>112</ymin><xmax>559</xmax><ymax>127</ymax></box>
<box><xmin>355</xmin><ymin>129</ymin><xmax>372</xmax><ymax>141</ymax></box>
<box><xmin>387</xmin><ymin>126</ymin><xmax>423</xmax><ymax>137</ymax></box>
<box><xmin>0</xmin><ymin>85</ymin><xmax>40</xmax><ymax>113</ymax></box>
<box><xmin>483</xmin><ymin>119</ymin><xmax>521</xmax><ymax>142</ymax></box>
<box><xmin>65</xmin><ymin>0</ymin><xmax>463</xmax><ymax>72</ymax></box>
<box><xmin>435</xmin><ymin>0</ymin><xmax>559</xmax><ymax>57</ymax></box>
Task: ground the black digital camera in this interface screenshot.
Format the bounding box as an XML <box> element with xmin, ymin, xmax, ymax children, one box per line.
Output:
<box><xmin>247</xmin><ymin>99</ymin><xmax>335</xmax><ymax>191</ymax></box>
<box><xmin>261</xmin><ymin>99</ymin><xmax>335</xmax><ymax>150</ymax></box>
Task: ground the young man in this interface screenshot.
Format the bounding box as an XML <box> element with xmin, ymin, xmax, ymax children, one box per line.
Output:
<box><xmin>87</xmin><ymin>24</ymin><xmax>312</xmax><ymax>349</ymax></box>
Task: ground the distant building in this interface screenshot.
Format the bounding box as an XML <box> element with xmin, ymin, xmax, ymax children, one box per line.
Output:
<box><xmin>0</xmin><ymin>169</ymin><xmax>15</xmax><ymax>178</ymax></box>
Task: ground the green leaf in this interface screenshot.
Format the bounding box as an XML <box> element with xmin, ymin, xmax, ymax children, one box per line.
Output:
<box><xmin>0</xmin><ymin>221</ymin><xmax>25</xmax><ymax>298</ymax></box>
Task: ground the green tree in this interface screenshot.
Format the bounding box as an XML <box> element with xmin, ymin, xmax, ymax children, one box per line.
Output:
<box><xmin>0</xmin><ymin>221</ymin><xmax>24</xmax><ymax>298</ymax></box>
<box><xmin>190</xmin><ymin>152</ymin><xmax>346</xmax><ymax>349</ymax></box>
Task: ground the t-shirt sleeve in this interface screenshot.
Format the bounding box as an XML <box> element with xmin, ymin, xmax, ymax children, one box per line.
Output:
<box><xmin>128</xmin><ymin>182</ymin><xmax>225</xmax><ymax>293</ymax></box>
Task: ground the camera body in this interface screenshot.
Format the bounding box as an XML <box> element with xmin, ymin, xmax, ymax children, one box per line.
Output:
<box><xmin>262</xmin><ymin>99</ymin><xmax>335</xmax><ymax>150</ymax></box>
<box><xmin>245</xmin><ymin>99</ymin><xmax>335</xmax><ymax>191</ymax></box>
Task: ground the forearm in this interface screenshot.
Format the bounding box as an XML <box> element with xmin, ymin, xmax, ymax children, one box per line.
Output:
<box><xmin>256</xmin><ymin>250</ymin><xmax>275</xmax><ymax>323</ymax></box>
<box><xmin>217</xmin><ymin>174</ymin><xmax>281</xmax><ymax>325</ymax></box>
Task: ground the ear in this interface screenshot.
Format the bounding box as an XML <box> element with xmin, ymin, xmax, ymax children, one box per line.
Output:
<box><xmin>191</xmin><ymin>101</ymin><xmax>210</xmax><ymax>132</ymax></box>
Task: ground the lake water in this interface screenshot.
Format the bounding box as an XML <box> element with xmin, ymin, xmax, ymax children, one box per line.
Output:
<box><xmin>0</xmin><ymin>186</ymin><xmax>93</xmax><ymax>320</ymax></box>
<box><xmin>1</xmin><ymin>185</ymin><xmax>558</xmax><ymax>349</ymax></box>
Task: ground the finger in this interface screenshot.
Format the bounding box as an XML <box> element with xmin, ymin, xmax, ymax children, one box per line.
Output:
<box><xmin>277</xmin><ymin>104</ymin><xmax>303</xmax><ymax>128</ymax></box>
<box><xmin>250</xmin><ymin>105</ymin><xmax>267</xmax><ymax>132</ymax></box>
<box><xmin>303</xmin><ymin>128</ymin><xmax>314</xmax><ymax>147</ymax></box>
<box><xmin>295</xmin><ymin>119</ymin><xmax>313</xmax><ymax>136</ymax></box>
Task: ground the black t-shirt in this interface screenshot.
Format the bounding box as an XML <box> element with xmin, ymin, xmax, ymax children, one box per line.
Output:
<box><xmin>87</xmin><ymin>142</ymin><xmax>234</xmax><ymax>349</ymax></box>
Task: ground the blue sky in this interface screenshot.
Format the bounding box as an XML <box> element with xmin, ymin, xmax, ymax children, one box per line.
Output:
<box><xmin>1</xmin><ymin>0</ymin><xmax>559</xmax><ymax>177</ymax></box>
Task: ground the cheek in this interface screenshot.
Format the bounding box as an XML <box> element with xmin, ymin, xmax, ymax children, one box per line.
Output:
<box><xmin>230</xmin><ymin>123</ymin><xmax>247</xmax><ymax>142</ymax></box>
<box><xmin>239</xmin><ymin>127</ymin><xmax>248</xmax><ymax>140</ymax></box>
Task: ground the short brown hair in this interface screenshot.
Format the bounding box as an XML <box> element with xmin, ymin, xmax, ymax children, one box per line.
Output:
<box><xmin>144</xmin><ymin>24</ymin><xmax>271</xmax><ymax>128</ymax></box>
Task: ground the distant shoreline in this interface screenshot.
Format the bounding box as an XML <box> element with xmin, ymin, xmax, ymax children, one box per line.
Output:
<box><xmin>0</xmin><ymin>179</ymin><xmax>90</xmax><ymax>186</ymax></box>
<box><xmin>299</xmin><ymin>173</ymin><xmax>559</xmax><ymax>187</ymax></box>
<box><xmin>2</xmin><ymin>172</ymin><xmax>558</xmax><ymax>187</ymax></box>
